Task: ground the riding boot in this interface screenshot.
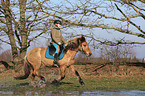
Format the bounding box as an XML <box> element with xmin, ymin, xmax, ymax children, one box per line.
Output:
<box><xmin>53</xmin><ymin>53</ymin><xmax>60</xmax><ymax>67</ymax></box>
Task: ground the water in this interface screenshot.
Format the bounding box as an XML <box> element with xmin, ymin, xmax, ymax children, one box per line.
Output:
<box><xmin>0</xmin><ymin>90</ymin><xmax>145</xmax><ymax>96</ymax></box>
<box><xmin>81</xmin><ymin>90</ymin><xmax>145</xmax><ymax>96</ymax></box>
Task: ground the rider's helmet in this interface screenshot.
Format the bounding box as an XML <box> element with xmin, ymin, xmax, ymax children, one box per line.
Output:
<box><xmin>54</xmin><ymin>20</ymin><xmax>62</xmax><ymax>25</ymax></box>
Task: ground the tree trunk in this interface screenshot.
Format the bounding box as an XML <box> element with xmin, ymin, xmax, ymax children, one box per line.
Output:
<box><xmin>1</xmin><ymin>0</ymin><xmax>28</xmax><ymax>66</ymax></box>
<box><xmin>19</xmin><ymin>0</ymin><xmax>27</xmax><ymax>57</ymax></box>
<box><xmin>2</xmin><ymin>0</ymin><xmax>18</xmax><ymax>59</ymax></box>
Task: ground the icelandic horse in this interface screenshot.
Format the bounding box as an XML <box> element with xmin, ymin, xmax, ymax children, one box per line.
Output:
<box><xmin>14</xmin><ymin>35</ymin><xmax>92</xmax><ymax>86</ymax></box>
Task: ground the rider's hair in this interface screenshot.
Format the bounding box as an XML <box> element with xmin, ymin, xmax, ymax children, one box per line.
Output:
<box><xmin>54</xmin><ymin>20</ymin><xmax>62</xmax><ymax>25</ymax></box>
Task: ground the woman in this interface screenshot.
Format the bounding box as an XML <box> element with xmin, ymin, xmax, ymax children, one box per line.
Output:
<box><xmin>50</xmin><ymin>20</ymin><xmax>67</xmax><ymax>67</ymax></box>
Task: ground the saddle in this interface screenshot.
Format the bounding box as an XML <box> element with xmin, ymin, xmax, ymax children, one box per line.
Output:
<box><xmin>45</xmin><ymin>43</ymin><xmax>65</xmax><ymax>60</ymax></box>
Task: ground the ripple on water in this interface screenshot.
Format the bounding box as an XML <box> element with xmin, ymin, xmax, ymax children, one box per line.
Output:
<box><xmin>0</xmin><ymin>90</ymin><xmax>145</xmax><ymax>96</ymax></box>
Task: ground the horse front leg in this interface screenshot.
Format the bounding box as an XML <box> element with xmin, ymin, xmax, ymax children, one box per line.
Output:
<box><xmin>52</xmin><ymin>65</ymin><xmax>66</xmax><ymax>84</ymax></box>
<box><xmin>69</xmin><ymin>65</ymin><xmax>85</xmax><ymax>86</ymax></box>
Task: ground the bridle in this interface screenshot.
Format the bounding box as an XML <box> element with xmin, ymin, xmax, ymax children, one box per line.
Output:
<box><xmin>79</xmin><ymin>42</ymin><xmax>86</xmax><ymax>54</ymax></box>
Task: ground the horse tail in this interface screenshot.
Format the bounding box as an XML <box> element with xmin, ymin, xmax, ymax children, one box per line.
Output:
<box><xmin>14</xmin><ymin>57</ymin><xmax>33</xmax><ymax>80</ymax></box>
<box><xmin>0</xmin><ymin>61</ymin><xmax>14</xmax><ymax>69</ymax></box>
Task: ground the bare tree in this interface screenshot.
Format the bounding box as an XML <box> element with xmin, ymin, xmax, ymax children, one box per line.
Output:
<box><xmin>0</xmin><ymin>0</ymin><xmax>51</xmax><ymax>63</ymax></box>
<box><xmin>99</xmin><ymin>44</ymin><xmax>136</xmax><ymax>72</ymax></box>
<box><xmin>0</xmin><ymin>0</ymin><xmax>144</xmax><ymax>65</ymax></box>
<box><xmin>99</xmin><ymin>44</ymin><xmax>136</xmax><ymax>63</ymax></box>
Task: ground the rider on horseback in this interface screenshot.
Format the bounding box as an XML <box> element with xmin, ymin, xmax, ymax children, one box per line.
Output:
<box><xmin>50</xmin><ymin>20</ymin><xmax>67</xmax><ymax>67</ymax></box>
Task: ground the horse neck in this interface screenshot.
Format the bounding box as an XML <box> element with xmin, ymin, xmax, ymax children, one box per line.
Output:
<box><xmin>65</xmin><ymin>49</ymin><xmax>78</xmax><ymax>59</ymax></box>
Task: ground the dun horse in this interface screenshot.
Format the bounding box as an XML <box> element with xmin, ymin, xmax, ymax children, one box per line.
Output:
<box><xmin>14</xmin><ymin>35</ymin><xmax>92</xmax><ymax>86</ymax></box>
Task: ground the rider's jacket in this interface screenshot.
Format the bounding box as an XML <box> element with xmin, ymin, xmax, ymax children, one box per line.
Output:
<box><xmin>50</xmin><ymin>26</ymin><xmax>67</xmax><ymax>44</ymax></box>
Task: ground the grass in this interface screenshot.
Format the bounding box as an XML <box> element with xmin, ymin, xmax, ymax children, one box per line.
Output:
<box><xmin>0</xmin><ymin>64</ymin><xmax>145</xmax><ymax>94</ymax></box>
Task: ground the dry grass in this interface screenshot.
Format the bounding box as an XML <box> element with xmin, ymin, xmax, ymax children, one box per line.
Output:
<box><xmin>1</xmin><ymin>62</ymin><xmax>145</xmax><ymax>79</ymax></box>
<box><xmin>0</xmin><ymin>50</ymin><xmax>12</xmax><ymax>61</ymax></box>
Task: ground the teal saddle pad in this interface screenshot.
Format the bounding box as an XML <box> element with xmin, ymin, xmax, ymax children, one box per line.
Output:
<box><xmin>45</xmin><ymin>44</ymin><xmax>65</xmax><ymax>60</ymax></box>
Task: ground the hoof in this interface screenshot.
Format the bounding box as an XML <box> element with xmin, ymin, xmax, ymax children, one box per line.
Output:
<box><xmin>30</xmin><ymin>80</ymin><xmax>46</xmax><ymax>88</ymax></box>
<box><xmin>81</xmin><ymin>82</ymin><xmax>85</xmax><ymax>86</ymax></box>
<box><xmin>37</xmin><ymin>80</ymin><xmax>46</xmax><ymax>88</ymax></box>
<box><xmin>80</xmin><ymin>79</ymin><xmax>85</xmax><ymax>86</ymax></box>
<box><xmin>52</xmin><ymin>79</ymin><xmax>59</xmax><ymax>84</ymax></box>
<box><xmin>30</xmin><ymin>81</ymin><xmax>37</xmax><ymax>87</ymax></box>
<box><xmin>41</xmin><ymin>77</ymin><xmax>45</xmax><ymax>81</ymax></box>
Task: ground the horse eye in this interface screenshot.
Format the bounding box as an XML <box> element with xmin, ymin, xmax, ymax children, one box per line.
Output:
<box><xmin>83</xmin><ymin>45</ymin><xmax>86</xmax><ymax>47</ymax></box>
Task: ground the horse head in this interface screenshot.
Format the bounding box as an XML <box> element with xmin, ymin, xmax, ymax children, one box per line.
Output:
<box><xmin>77</xmin><ymin>35</ymin><xmax>92</xmax><ymax>57</ymax></box>
<box><xmin>64</xmin><ymin>35</ymin><xmax>92</xmax><ymax>57</ymax></box>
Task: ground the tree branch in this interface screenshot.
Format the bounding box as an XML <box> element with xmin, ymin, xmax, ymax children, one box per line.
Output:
<box><xmin>27</xmin><ymin>28</ymin><xmax>49</xmax><ymax>48</ymax></box>
<box><xmin>129</xmin><ymin>3</ymin><xmax>145</xmax><ymax>20</ymax></box>
<box><xmin>85</xmin><ymin>35</ymin><xmax>145</xmax><ymax>45</ymax></box>
<box><xmin>115</xmin><ymin>3</ymin><xmax>145</xmax><ymax>34</ymax></box>
<box><xmin>41</xmin><ymin>9</ymin><xmax>145</xmax><ymax>39</ymax></box>
<box><xmin>0</xmin><ymin>38</ymin><xmax>10</xmax><ymax>45</ymax></box>
<box><xmin>0</xmin><ymin>27</ymin><xmax>7</xmax><ymax>33</ymax></box>
<box><xmin>138</xmin><ymin>0</ymin><xmax>145</xmax><ymax>3</ymax></box>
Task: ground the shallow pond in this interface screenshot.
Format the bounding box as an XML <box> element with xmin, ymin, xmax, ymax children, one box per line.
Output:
<box><xmin>0</xmin><ymin>90</ymin><xmax>145</xmax><ymax>96</ymax></box>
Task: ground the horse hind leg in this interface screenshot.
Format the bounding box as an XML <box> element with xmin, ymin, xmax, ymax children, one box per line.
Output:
<box><xmin>30</xmin><ymin>72</ymin><xmax>35</xmax><ymax>81</ymax></box>
<box><xmin>30</xmin><ymin>72</ymin><xmax>37</xmax><ymax>87</ymax></box>
<box><xmin>29</xmin><ymin>60</ymin><xmax>45</xmax><ymax>86</ymax></box>
<box><xmin>30</xmin><ymin>55</ymin><xmax>45</xmax><ymax>82</ymax></box>
<box><xmin>30</xmin><ymin>70</ymin><xmax>46</xmax><ymax>87</ymax></box>
<box><xmin>31</xmin><ymin>69</ymin><xmax>45</xmax><ymax>81</ymax></box>
<box><xmin>35</xmin><ymin>70</ymin><xmax>45</xmax><ymax>81</ymax></box>
<box><xmin>35</xmin><ymin>70</ymin><xmax>46</xmax><ymax>87</ymax></box>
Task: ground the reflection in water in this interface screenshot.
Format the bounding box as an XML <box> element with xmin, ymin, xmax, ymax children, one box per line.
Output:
<box><xmin>0</xmin><ymin>90</ymin><xmax>145</xmax><ymax>96</ymax></box>
<box><xmin>0</xmin><ymin>91</ymin><xmax>13</xmax><ymax>95</ymax></box>
<box><xmin>81</xmin><ymin>90</ymin><xmax>145</xmax><ymax>96</ymax></box>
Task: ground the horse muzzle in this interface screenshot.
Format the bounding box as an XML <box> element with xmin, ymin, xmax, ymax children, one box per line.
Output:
<box><xmin>86</xmin><ymin>53</ymin><xmax>92</xmax><ymax>57</ymax></box>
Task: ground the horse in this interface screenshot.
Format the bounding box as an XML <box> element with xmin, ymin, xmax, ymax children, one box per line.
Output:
<box><xmin>14</xmin><ymin>35</ymin><xmax>92</xmax><ymax>86</ymax></box>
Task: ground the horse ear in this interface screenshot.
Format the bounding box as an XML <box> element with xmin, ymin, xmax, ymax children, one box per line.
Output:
<box><xmin>78</xmin><ymin>39</ymin><xmax>82</xmax><ymax>44</ymax></box>
<box><xmin>78</xmin><ymin>35</ymin><xmax>85</xmax><ymax>44</ymax></box>
<box><xmin>80</xmin><ymin>35</ymin><xmax>85</xmax><ymax>42</ymax></box>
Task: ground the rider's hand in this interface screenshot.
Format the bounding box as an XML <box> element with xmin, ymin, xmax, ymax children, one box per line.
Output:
<box><xmin>58</xmin><ymin>42</ymin><xmax>61</xmax><ymax>45</ymax></box>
